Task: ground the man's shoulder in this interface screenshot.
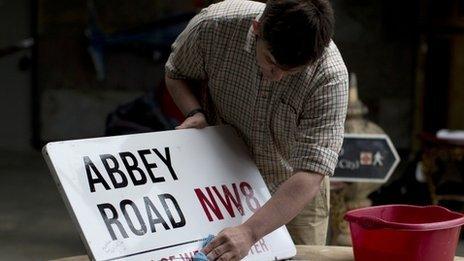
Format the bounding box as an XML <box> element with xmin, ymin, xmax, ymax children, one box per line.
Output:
<box><xmin>202</xmin><ymin>0</ymin><xmax>265</xmax><ymax>22</ymax></box>
<box><xmin>290</xmin><ymin>41</ymin><xmax>347</xmax><ymax>88</ymax></box>
<box><xmin>313</xmin><ymin>41</ymin><xmax>348</xmax><ymax>81</ymax></box>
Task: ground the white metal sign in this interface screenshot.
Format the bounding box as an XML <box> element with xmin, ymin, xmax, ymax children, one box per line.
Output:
<box><xmin>43</xmin><ymin>126</ymin><xmax>296</xmax><ymax>261</ymax></box>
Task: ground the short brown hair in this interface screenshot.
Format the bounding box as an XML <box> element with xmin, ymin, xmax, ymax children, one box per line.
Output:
<box><xmin>260</xmin><ymin>0</ymin><xmax>334</xmax><ymax>68</ymax></box>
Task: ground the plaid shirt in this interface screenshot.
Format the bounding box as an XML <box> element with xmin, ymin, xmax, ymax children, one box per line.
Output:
<box><xmin>166</xmin><ymin>0</ymin><xmax>348</xmax><ymax>193</ymax></box>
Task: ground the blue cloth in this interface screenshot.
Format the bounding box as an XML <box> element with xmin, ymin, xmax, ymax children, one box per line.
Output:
<box><xmin>193</xmin><ymin>234</ymin><xmax>215</xmax><ymax>261</ymax></box>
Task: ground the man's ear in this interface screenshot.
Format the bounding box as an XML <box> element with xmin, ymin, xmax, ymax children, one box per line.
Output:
<box><xmin>252</xmin><ymin>20</ymin><xmax>261</xmax><ymax>36</ymax></box>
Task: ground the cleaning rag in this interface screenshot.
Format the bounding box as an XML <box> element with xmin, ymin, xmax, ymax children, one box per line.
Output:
<box><xmin>193</xmin><ymin>234</ymin><xmax>215</xmax><ymax>261</ymax></box>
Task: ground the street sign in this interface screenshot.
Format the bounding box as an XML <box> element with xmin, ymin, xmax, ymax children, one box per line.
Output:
<box><xmin>331</xmin><ymin>134</ymin><xmax>400</xmax><ymax>183</ymax></box>
<box><xmin>42</xmin><ymin>126</ymin><xmax>296</xmax><ymax>261</ymax></box>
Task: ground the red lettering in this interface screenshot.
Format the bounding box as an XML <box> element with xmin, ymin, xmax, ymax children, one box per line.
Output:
<box><xmin>240</xmin><ymin>182</ymin><xmax>261</xmax><ymax>212</ymax></box>
<box><xmin>161</xmin><ymin>250</ymin><xmax>199</xmax><ymax>261</ymax></box>
<box><xmin>259</xmin><ymin>238</ymin><xmax>269</xmax><ymax>252</ymax></box>
<box><xmin>212</xmin><ymin>184</ymin><xmax>244</xmax><ymax>217</ymax></box>
<box><xmin>248</xmin><ymin>238</ymin><xmax>269</xmax><ymax>256</ymax></box>
<box><xmin>249</xmin><ymin>246</ymin><xmax>255</xmax><ymax>255</ymax></box>
<box><xmin>194</xmin><ymin>187</ymin><xmax>224</xmax><ymax>221</ymax></box>
<box><xmin>179</xmin><ymin>252</ymin><xmax>193</xmax><ymax>260</ymax></box>
<box><xmin>195</xmin><ymin>182</ymin><xmax>261</xmax><ymax>221</ymax></box>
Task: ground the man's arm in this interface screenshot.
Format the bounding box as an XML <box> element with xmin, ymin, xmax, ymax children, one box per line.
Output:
<box><xmin>203</xmin><ymin>45</ymin><xmax>349</xmax><ymax>261</ymax></box>
<box><xmin>164</xmin><ymin>8</ymin><xmax>210</xmax><ymax>129</ymax></box>
<box><xmin>203</xmin><ymin>171</ymin><xmax>324</xmax><ymax>260</ymax></box>
<box><xmin>165</xmin><ymin>75</ymin><xmax>208</xmax><ymax>129</ymax></box>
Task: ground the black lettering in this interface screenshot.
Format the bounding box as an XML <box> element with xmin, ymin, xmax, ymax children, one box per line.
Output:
<box><xmin>100</xmin><ymin>154</ymin><xmax>128</xmax><ymax>189</ymax></box>
<box><xmin>144</xmin><ymin>196</ymin><xmax>170</xmax><ymax>232</ymax></box>
<box><xmin>85</xmin><ymin>156</ymin><xmax>110</xmax><ymax>193</ymax></box>
<box><xmin>153</xmin><ymin>147</ymin><xmax>178</xmax><ymax>180</ymax></box>
<box><xmin>137</xmin><ymin>149</ymin><xmax>165</xmax><ymax>183</ymax></box>
<box><xmin>158</xmin><ymin>194</ymin><xmax>186</xmax><ymax>228</ymax></box>
<box><xmin>97</xmin><ymin>203</ymin><xmax>128</xmax><ymax>240</ymax></box>
<box><xmin>119</xmin><ymin>152</ymin><xmax>148</xmax><ymax>185</ymax></box>
<box><xmin>120</xmin><ymin>199</ymin><xmax>147</xmax><ymax>236</ymax></box>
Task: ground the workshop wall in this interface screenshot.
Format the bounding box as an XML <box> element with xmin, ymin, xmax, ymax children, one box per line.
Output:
<box><xmin>0</xmin><ymin>0</ymin><xmax>32</xmax><ymax>151</ymax></box>
<box><xmin>332</xmin><ymin>0</ymin><xmax>417</xmax><ymax>150</ymax></box>
<box><xmin>0</xmin><ymin>0</ymin><xmax>419</xmax><ymax>152</ymax></box>
<box><xmin>36</xmin><ymin>0</ymin><xmax>202</xmax><ymax>142</ymax></box>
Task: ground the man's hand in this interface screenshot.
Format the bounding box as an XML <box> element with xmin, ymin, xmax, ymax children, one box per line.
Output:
<box><xmin>175</xmin><ymin>113</ymin><xmax>208</xmax><ymax>129</ymax></box>
<box><xmin>202</xmin><ymin>225</ymin><xmax>255</xmax><ymax>261</ymax></box>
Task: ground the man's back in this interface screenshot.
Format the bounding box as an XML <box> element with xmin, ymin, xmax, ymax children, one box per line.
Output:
<box><xmin>166</xmin><ymin>0</ymin><xmax>347</xmax><ymax>193</ymax></box>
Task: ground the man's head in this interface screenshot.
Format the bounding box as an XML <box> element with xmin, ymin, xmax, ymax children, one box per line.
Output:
<box><xmin>253</xmin><ymin>0</ymin><xmax>334</xmax><ymax>81</ymax></box>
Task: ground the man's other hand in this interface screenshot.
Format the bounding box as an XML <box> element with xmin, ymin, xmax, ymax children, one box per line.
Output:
<box><xmin>175</xmin><ymin>113</ymin><xmax>208</xmax><ymax>129</ymax></box>
<box><xmin>202</xmin><ymin>225</ymin><xmax>255</xmax><ymax>260</ymax></box>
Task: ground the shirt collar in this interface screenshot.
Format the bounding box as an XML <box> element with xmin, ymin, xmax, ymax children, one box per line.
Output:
<box><xmin>244</xmin><ymin>13</ymin><xmax>262</xmax><ymax>53</ymax></box>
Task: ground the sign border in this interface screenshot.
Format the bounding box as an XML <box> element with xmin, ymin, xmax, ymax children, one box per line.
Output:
<box><xmin>43</xmin><ymin>144</ymin><xmax>97</xmax><ymax>261</ymax></box>
<box><xmin>42</xmin><ymin>127</ymin><xmax>297</xmax><ymax>261</ymax></box>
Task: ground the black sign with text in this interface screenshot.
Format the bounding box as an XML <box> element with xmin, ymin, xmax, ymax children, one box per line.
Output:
<box><xmin>332</xmin><ymin>134</ymin><xmax>400</xmax><ymax>182</ymax></box>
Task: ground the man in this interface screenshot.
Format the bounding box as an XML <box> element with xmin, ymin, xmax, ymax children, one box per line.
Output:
<box><xmin>165</xmin><ymin>0</ymin><xmax>348</xmax><ymax>260</ymax></box>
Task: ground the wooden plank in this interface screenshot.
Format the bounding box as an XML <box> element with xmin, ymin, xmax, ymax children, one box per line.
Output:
<box><xmin>292</xmin><ymin>245</ymin><xmax>353</xmax><ymax>260</ymax></box>
<box><xmin>50</xmin><ymin>245</ymin><xmax>464</xmax><ymax>261</ymax></box>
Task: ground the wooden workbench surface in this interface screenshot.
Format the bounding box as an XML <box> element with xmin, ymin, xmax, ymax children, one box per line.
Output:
<box><xmin>52</xmin><ymin>245</ymin><xmax>464</xmax><ymax>261</ymax></box>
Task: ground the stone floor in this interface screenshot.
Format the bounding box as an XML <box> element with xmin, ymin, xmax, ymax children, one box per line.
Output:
<box><xmin>0</xmin><ymin>149</ymin><xmax>85</xmax><ymax>260</ymax></box>
<box><xmin>0</xmin><ymin>149</ymin><xmax>463</xmax><ymax>260</ymax></box>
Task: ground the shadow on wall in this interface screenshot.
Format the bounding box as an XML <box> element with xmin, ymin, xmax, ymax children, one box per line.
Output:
<box><xmin>332</xmin><ymin>0</ymin><xmax>417</xmax><ymax>150</ymax></box>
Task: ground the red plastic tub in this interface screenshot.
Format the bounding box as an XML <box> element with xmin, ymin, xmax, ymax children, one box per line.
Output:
<box><xmin>344</xmin><ymin>204</ymin><xmax>464</xmax><ymax>261</ymax></box>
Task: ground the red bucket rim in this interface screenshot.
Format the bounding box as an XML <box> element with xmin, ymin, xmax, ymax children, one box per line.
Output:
<box><xmin>344</xmin><ymin>204</ymin><xmax>464</xmax><ymax>231</ymax></box>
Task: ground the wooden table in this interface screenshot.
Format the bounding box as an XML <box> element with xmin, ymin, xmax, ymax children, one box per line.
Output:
<box><xmin>52</xmin><ymin>245</ymin><xmax>464</xmax><ymax>261</ymax></box>
<box><xmin>292</xmin><ymin>245</ymin><xmax>354</xmax><ymax>260</ymax></box>
<box><xmin>293</xmin><ymin>246</ymin><xmax>464</xmax><ymax>260</ymax></box>
<box><xmin>419</xmin><ymin>132</ymin><xmax>464</xmax><ymax>205</ymax></box>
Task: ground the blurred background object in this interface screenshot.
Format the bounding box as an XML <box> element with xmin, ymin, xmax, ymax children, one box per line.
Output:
<box><xmin>419</xmin><ymin>132</ymin><xmax>464</xmax><ymax>207</ymax></box>
<box><xmin>35</xmin><ymin>0</ymin><xmax>204</xmax><ymax>144</ymax></box>
<box><xmin>329</xmin><ymin>73</ymin><xmax>387</xmax><ymax>246</ymax></box>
